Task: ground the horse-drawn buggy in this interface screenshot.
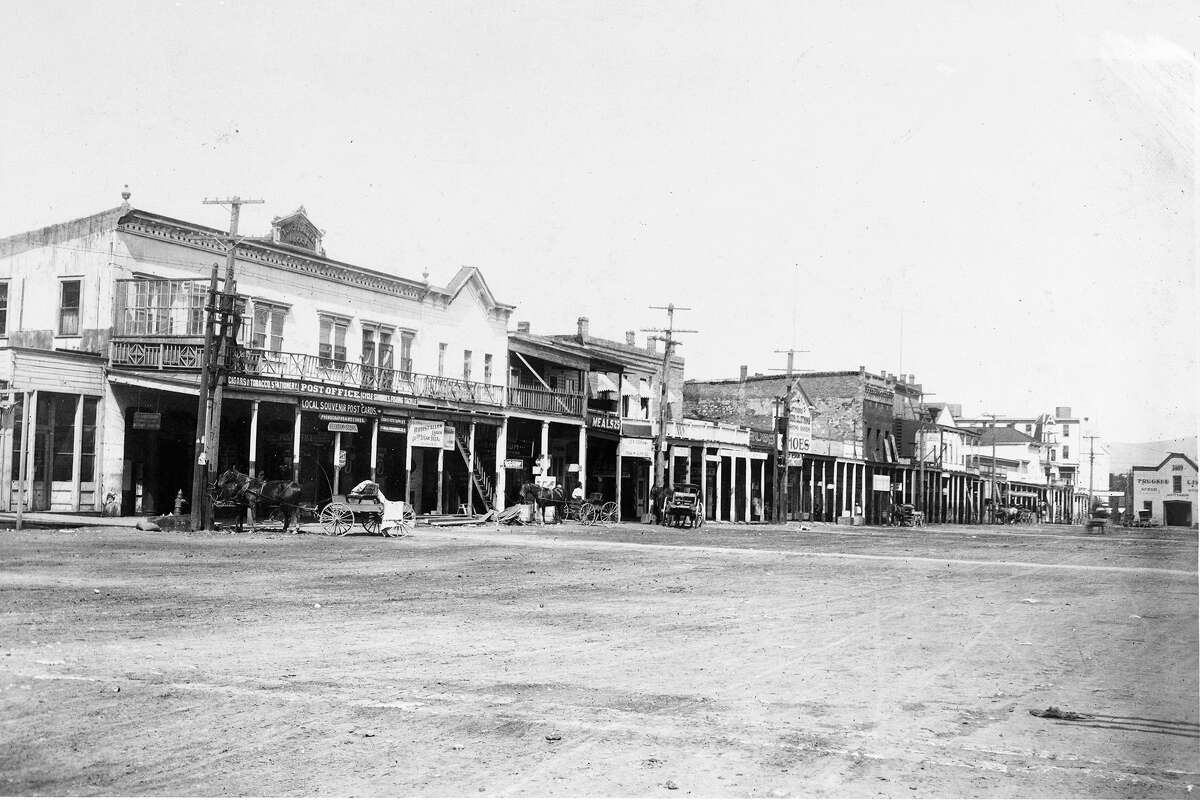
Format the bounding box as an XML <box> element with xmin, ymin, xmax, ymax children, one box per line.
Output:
<box><xmin>319</xmin><ymin>480</ymin><xmax>416</xmax><ymax>536</ymax></box>
<box><xmin>211</xmin><ymin>469</ymin><xmax>308</xmax><ymax>532</ymax></box>
<box><xmin>663</xmin><ymin>483</ymin><xmax>704</xmax><ymax>528</ymax></box>
<box><xmin>890</xmin><ymin>503</ymin><xmax>924</xmax><ymax>527</ymax></box>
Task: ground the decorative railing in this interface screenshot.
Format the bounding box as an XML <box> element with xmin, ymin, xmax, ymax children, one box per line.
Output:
<box><xmin>506</xmin><ymin>386</ymin><xmax>584</xmax><ymax>417</ymax></box>
<box><xmin>110</xmin><ymin>340</ymin><xmax>206</xmax><ymax>370</ymax></box>
<box><xmin>230</xmin><ymin>348</ymin><xmax>503</xmax><ymax>406</ymax></box>
<box><xmin>109</xmin><ymin>343</ymin><xmax>503</xmax><ymax>407</ymax></box>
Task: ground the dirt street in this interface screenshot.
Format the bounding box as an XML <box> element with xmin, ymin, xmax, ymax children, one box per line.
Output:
<box><xmin>1</xmin><ymin>522</ymin><xmax>1197</xmax><ymax>797</ymax></box>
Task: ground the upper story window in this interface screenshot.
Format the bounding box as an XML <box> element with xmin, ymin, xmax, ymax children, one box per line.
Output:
<box><xmin>1062</xmin><ymin>445</ymin><xmax>1069</xmax><ymax>459</ymax></box>
<box><xmin>1025</xmin><ymin>423</ymin><xmax>1032</xmax><ymax>433</ymax></box>
<box><xmin>361</xmin><ymin>324</ymin><xmax>394</xmax><ymax>370</ymax></box>
<box><xmin>1049</xmin><ymin>449</ymin><xmax>1056</xmax><ymax>461</ymax></box>
<box><xmin>1062</xmin><ymin>424</ymin><xmax>1070</xmax><ymax>437</ymax></box>
<box><xmin>252</xmin><ymin>302</ymin><xmax>287</xmax><ymax>352</ymax></box>
<box><xmin>398</xmin><ymin>331</ymin><xmax>414</xmax><ymax>375</ymax></box>
<box><xmin>115</xmin><ymin>279</ymin><xmax>206</xmax><ymax>336</ymax></box>
<box><xmin>0</xmin><ymin>281</ymin><xmax>8</xmax><ymax>336</ymax></box>
<box><xmin>1173</xmin><ymin>475</ymin><xmax>1183</xmax><ymax>494</ymax></box>
<box><xmin>463</xmin><ymin>350</ymin><xmax>473</xmax><ymax>382</ymax></box>
<box><xmin>318</xmin><ymin>315</ymin><xmax>348</xmax><ymax>365</ymax></box>
<box><xmin>483</xmin><ymin>353</ymin><xmax>493</xmax><ymax>384</ymax></box>
<box><xmin>438</xmin><ymin>343</ymin><xmax>447</xmax><ymax>377</ymax></box>
<box><xmin>59</xmin><ymin>279</ymin><xmax>81</xmax><ymax>336</ymax></box>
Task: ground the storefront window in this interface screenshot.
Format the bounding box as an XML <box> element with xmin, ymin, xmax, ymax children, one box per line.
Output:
<box><xmin>51</xmin><ymin>395</ymin><xmax>77</xmax><ymax>482</ymax></box>
<box><xmin>81</xmin><ymin>398</ymin><xmax>98</xmax><ymax>481</ymax></box>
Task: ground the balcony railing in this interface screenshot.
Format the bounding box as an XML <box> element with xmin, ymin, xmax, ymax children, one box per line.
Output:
<box><xmin>231</xmin><ymin>348</ymin><xmax>503</xmax><ymax>406</ymax></box>
<box><xmin>507</xmin><ymin>386</ymin><xmax>584</xmax><ymax>417</ymax></box>
<box><xmin>110</xmin><ymin>340</ymin><xmax>206</xmax><ymax>370</ymax></box>
<box><xmin>109</xmin><ymin>343</ymin><xmax>503</xmax><ymax>407</ymax></box>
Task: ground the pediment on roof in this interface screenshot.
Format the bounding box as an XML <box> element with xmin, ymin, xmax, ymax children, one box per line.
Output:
<box><xmin>270</xmin><ymin>206</ymin><xmax>325</xmax><ymax>255</ymax></box>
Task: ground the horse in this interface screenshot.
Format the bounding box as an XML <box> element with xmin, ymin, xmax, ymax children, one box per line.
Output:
<box><xmin>214</xmin><ymin>468</ymin><xmax>303</xmax><ymax>533</ymax></box>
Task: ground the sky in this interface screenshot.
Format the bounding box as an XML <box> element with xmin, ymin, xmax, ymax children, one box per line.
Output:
<box><xmin>1</xmin><ymin>1</ymin><xmax>1195</xmax><ymax>442</ymax></box>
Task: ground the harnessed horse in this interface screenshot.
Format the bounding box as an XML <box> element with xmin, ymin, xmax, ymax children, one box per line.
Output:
<box><xmin>214</xmin><ymin>469</ymin><xmax>303</xmax><ymax>532</ymax></box>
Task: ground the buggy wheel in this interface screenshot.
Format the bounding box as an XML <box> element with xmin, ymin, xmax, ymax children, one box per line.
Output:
<box><xmin>319</xmin><ymin>503</ymin><xmax>354</xmax><ymax>536</ymax></box>
<box><xmin>693</xmin><ymin>513</ymin><xmax>704</xmax><ymax>529</ymax></box>
<box><xmin>580</xmin><ymin>503</ymin><xmax>599</xmax><ymax>526</ymax></box>
<box><xmin>600</xmin><ymin>501</ymin><xmax>619</xmax><ymax>524</ymax></box>
<box><xmin>363</xmin><ymin>513</ymin><xmax>381</xmax><ymax>536</ymax></box>
<box><xmin>383</xmin><ymin>503</ymin><xmax>417</xmax><ymax>537</ymax></box>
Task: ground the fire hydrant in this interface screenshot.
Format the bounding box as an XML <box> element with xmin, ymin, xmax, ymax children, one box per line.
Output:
<box><xmin>174</xmin><ymin>490</ymin><xmax>187</xmax><ymax>516</ymax></box>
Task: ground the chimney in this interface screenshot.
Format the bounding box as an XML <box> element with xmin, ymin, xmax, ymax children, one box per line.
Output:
<box><xmin>516</xmin><ymin>321</ymin><xmax>530</xmax><ymax>334</ymax></box>
<box><xmin>1055</xmin><ymin>406</ymin><xmax>1072</xmax><ymax>419</ymax></box>
<box><xmin>577</xmin><ymin>317</ymin><xmax>589</xmax><ymax>342</ymax></box>
<box><xmin>647</xmin><ymin>338</ymin><xmax>657</xmax><ymax>354</ymax></box>
<box><xmin>739</xmin><ymin>365</ymin><xmax>748</xmax><ymax>382</ymax></box>
<box><xmin>625</xmin><ymin>330</ymin><xmax>636</xmax><ymax>346</ymax></box>
<box><xmin>948</xmin><ymin>403</ymin><xmax>962</xmax><ymax>418</ymax></box>
<box><xmin>858</xmin><ymin>365</ymin><xmax>866</xmax><ymax>377</ymax></box>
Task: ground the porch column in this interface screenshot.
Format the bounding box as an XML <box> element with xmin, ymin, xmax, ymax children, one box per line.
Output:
<box><xmin>71</xmin><ymin>394</ymin><xmax>84</xmax><ymax>511</ymax></box>
<box><xmin>760</xmin><ymin>458</ymin><xmax>768</xmax><ymax>521</ymax></box>
<box><xmin>291</xmin><ymin>405</ymin><xmax>301</xmax><ymax>483</ymax></box>
<box><xmin>540</xmin><ymin>421</ymin><xmax>550</xmax><ymax>463</ymax></box>
<box><xmin>15</xmin><ymin>391</ymin><xmax>32</xmax><ymax>521</ymax></box>
<box><xmin>615</xmin><ymin>452</ymin><xmax>623</xmax><ymax>518</ymax></box>
<box><xmin>740</xmin><ymin>456</ymin><xmax>749</xmax><ymax>522</ymax></box>
<box><xmin>495</xmin><ymin>419</ymin><xmax>507</xmax><ymax>510</ymax></box>
<box><xmin>859</xmin><ymin>464</ymin><xmax>867</xmax><ymax>517</ymax></box>
<box><xmin>332</xmin><ymin>431</ymin><xmax>342</xmax><ymax>496</ymax></box>
<box><xmin>369</xmin><ymin>417</ymin><xmax>379</xmax><ymax>483</ymax></box>
<box><xmin>248</xmin><ymin>400</ymin><xmax>260</xmax><ymax>477</ymax></box>
<box><xmin>848</xmin><ymin>462</ymin><xmax>856</xmax><ymax>516</ymax></box>
<box><xmin>404</xmin><ymin>432</ymin><xmax>414</xmax><ymax>506</ymax></box>
<box><xmin>577</xmin><ymin>424</ymin><xmax>587</xmax><ymax>495</ymax></box>
<box><xmin>436</xmin><ymin>444</ymin><xmax>444</xmax><ymax>514</ymax></box>
<box><xmin>467</xmin><ymin>421</ymin><xmax>476</xmax><ymax>514</ymax></box>
<box><xmin>715</xmin><ymin>457</ymin><xmax>723</xmax><ymax>521</ymax></box>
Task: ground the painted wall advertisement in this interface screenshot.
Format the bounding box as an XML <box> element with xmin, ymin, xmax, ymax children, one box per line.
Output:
<box><xmin>786</xmin><ymin>408</ymin><xmax>812</xmax><ymax>454</ymax></box>
<box><xmin>409</xmin><ymin>420</ymin><xmax>445</xmax><ymax>448</ymax></box>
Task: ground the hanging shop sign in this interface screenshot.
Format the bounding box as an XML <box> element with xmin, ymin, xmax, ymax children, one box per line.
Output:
<box><xmin>749</xmin><ymin>430</ymin><xmax>774</xmax><ymax>449</ymax></box>
<box><xmin>872</xmin><ymin>475</ymin><xmax>892</xmax><ymax>492</ymax></box>
<box><xmin>619</xmin><ymin>437</ymin><xmax>654</xmax><ymax>459</ymax></box>
<box><xmin>503</xmin><ymin>458</ymin><xmax>525</xmax><ymax>469</ymax></box>
<box><xmin>379</xmin><ymin>414</ymin><xmax>408</xmax><ymax>435</ymax></box>
<box><xmin>567</xmin><ymin>463</ymin><xmax>580</xmax><ymax>472</ymax></box>
<box><xmin>670</xmin><ymin>446</ymin><xmax>691</xmax><ymax>459</ymax></box>
<box><xmin>409</xmin><ymin>419</ymin><xmax>445</xmax><ymax>448</ymax></box>
<box><xmin>786</xmin><ymin>454</ymin><xmax>803</xmax><ymax>467</ymax></box>
<box><xmin>442</xmin><ymin>425</ymin><xmax>457</xmax><ymax>451</ymax></box>
<box><xmin>621</xmin><ymin>421</ymin><xmax>653</xmax><ymax>438</ymax></box>
<box><xmin>785</xmin><ymin>408</ymin><xmax>812</xmax><ymax>454</ymax></box>
<box><xmin>132</xmin><ymin>412</ymin><xmax>161</xmax><ymax>430</ymax></box>
<box><xmin>587</xmin><ymin>412</ymin><xmax>621</xmax><ymax>432</ymax></box>
<box><xmin>319</xmin><ymin>413</ymin><xmax>366</xmax><ymax>425</ymax></box>
<box><xmin>327</xmin><ymin>422</ymin><xmax>358</xmax><ymax>433</ymax></box>
<box><xmin>335</xmin><ymin>449</ymin><xmax>347</xmax><ymax>468</ymax></box>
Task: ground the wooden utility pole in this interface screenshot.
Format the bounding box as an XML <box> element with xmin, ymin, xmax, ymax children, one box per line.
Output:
<box><xmin>642</xmin><ymin>304</ymin><xmax>696</xmax><ymax>507</ymax></box>
<box><xmin>194</xmin><ymin>196</ymin><xmax>262</xmax><ymax>528</ymax></box>
<box><xmin>769</xmin><ymin>348</ymin><xmax>809</xmax><ymax>522</ymax></box>
<box><xmin>189</xmin><ymin>263</ymin><xmax>221</xmax><ymax>531</ymax></box>
<box><xmin>1084</xmin><ymin>434</ymin><xmax>1101</xmax><ymax>514</ymax></box>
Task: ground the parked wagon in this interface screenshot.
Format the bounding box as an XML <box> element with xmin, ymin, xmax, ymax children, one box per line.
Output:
<box><xmin>664</xmin><ymin>483</ymin><xmax>704</xmax><ymax>528</ymax></box>
<box><xmin>318</xmin><ymin>482</ymin><xmax>415</xmax><ymax>536</ymax></box>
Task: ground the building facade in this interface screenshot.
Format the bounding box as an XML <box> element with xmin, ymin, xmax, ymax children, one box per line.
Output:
<box><xmin>1127</xmin><ymin>453</ymin><xmax>1197</xmax><ymax>527</ymax></box>
<box><xmin>0</xmin><ymin>199</ymin><xmax>513</xmax><ymax>515</ymax></box>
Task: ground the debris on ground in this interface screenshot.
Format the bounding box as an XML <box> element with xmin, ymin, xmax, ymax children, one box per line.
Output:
<box><xmin>1029</xmin><ymin>706</ymin><xmax>1092</xmax><ymax>720</ymax></box>
<box><xmin>545</xmin><ymin>733</ymin><xmax>562</xmax><ymax>742</ymax></box>
<box><xmin>665</xmin><ymin>780</ymin><xmax>679</xmax><ymax>790</ymax></box>
<box><xmin>135</xmin><ymin>519</ymin><xmax>162</xmax><ymax>532</ymax></box>
<box><xmin>1020</xmin><ymin>598</ymin><xmax>1039</xmax><ymax>604</ymax></box>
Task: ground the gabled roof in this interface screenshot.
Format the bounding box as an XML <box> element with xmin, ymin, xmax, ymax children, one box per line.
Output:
<box><xmin>0</xmin><ymin>205</ymin><xmax>127</xmax><ymax>259</ymax></box>
<box><xmin>1132</xmin><ymin>452</ymin><xmax>1199</xmax><ymax>472</ymax></box>
<box><xmin>437</xmin><ymin>265</ymin><xmax>515</xmax><ymax>312</ymax></box>
<box><xmin>976</xmin><ymin>426</ymin><xmax>1037</xmax><ymax>446</ymax></box>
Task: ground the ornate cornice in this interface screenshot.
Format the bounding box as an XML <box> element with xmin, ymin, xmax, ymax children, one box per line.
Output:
<box><xmin>119</xmin><ymin>212</ymin><xmax>427</xmax><ymax>302</ymax></box>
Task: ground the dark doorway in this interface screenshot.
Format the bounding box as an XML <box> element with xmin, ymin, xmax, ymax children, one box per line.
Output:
<box><xmin>1163</xmin><ymin>500</ymin><xmax>1192</xmax><ymax>527</ymax></box>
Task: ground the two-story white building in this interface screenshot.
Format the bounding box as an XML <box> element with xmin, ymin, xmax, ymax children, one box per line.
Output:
<box><xmin>0</xmin><ymin>196</ymin><xmax>513</xmax><ymax>515</ymax></box>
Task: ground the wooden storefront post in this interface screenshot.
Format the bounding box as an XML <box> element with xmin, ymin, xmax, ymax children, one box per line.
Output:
<box><xmin>291</xmin><ymin>405</ymin><xmax>301</xmax><ymax>483</ymax></box>
<box><xmin>495</xmin><ymin>419</ymin><xmax>507</xmax><ymax>510</ymax></box>
<box><xmin>71</xmin><ymin>394</ymin><xmax>84</xmax><ymax>511</ymax></box>
<box><xmin>248</xmin><ymin>400</ymin><xmax>260</xmax><ymax>477</ymax></box>
<box><xmin>369</xmin><ymin>417</ymin><xmax>379</xmax><ymax>483</ymax></box>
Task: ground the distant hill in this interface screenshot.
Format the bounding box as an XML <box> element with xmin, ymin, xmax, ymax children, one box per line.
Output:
<box><xmin>1107</xmin><ymin>437</ymin><xmax>1198</xmax><ymax>474</ymax></box>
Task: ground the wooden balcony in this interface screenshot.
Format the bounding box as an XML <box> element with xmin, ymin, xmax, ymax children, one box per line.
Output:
<box><xmin>109</xmin><ymin>343</ymin><xmax>504</xmax><ymax>407</ymax></box>
<box><xmin>506</xmin><ymin>385</ymin><xmax>584</xmax><ymax>417</ymax></box>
